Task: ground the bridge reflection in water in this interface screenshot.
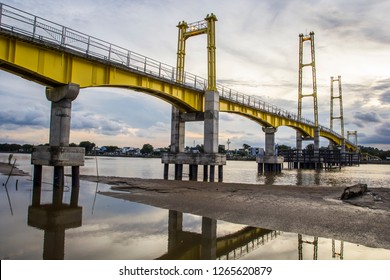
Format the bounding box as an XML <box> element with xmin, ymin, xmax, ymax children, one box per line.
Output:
<box><xmin>25</xmin><ymin>181</ymin><xmax>346</xmax><ymax>260</ymax></box>
<box><xmin>159</xmin><ymin>210</ymin><xmax>280</xmax><ymax>260</ymax></box>
<box><xmin>27</xmin><ymin>176</ymin><xmax>82</xmax><ymax>260</ymax></box>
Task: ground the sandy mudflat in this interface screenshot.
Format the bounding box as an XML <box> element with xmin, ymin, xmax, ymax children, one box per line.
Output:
<box><xmin>0</xmin><ymin>162</ymin><xmax>29</xmax><ymax>177</ymax></box>
<box><xmin>78</xmin><ymin>175</ymin><xmax>390</xmax><ymax>250</ymax></box>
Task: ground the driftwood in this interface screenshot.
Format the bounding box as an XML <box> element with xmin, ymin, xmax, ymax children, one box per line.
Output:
<box><xmin>340</xmin><ymin>184</ymin><xmax>368</xmax><ymax>200</ymax></box>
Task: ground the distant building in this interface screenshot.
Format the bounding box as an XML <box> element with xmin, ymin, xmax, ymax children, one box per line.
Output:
<box><xmin>248</xmin><ymin>147</ymin><xmax>264</xmax><ymax>156</ymax></box>
<box><xmin>121</xmin><ymin>147</ymin><xmax>141</xmax><ymax>156</ymax></box>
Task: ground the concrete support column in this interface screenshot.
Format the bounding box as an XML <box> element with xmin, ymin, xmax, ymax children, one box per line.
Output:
<box><xmin>203</xmin><ymin>165</ymin><xmax>208</xmax><ymax>182</ymax></box>
<box><xmin>209</xmin><ymin>165</ymin><xmax>215</xmax><ymax>182</ymax></box>
<box><xmin>32</xmin><ymin>165</ymin><xmax>42</xmax><ymax>207</ymax></box>
<box><xmin>33</xmin><ymin>165</ymin><xmax>42</xmax><ymax>188</ymax></box>
<box><xmin>170</xmin><ymin>106</ymin><xmax>185</xmax><ymax>181</ymax></box>
<box><xmin>314</xmin><ymin>127</ymin><xmax>320</xmax><ymax>155</ymax></box>
<box><xmin>257</xmin><ymin>127</ymin><xmax>284</xmax><ymax>173</ymax></box>
<box><xmin>31</xmin><ymin>83</ymin><xmax>84</xmax><ymax>191</ymax></box>
<box><xmin>174</xmin><ymin>164</ymin><xmax>183</xmax><ymax>180</ymax></box>
<box><xmin>201</xmin><ymin>217</ymin><xmax>217</xmax><ymax>260</ymax></box>
<box><xmin>53</xmin><ymin>166</ymin><xmax>64</xmax><ymax>206</ymax></box>
<box><xmin>314</xmin><ymin>127</ymin><xmax>321</xmax><ymax>168</ymax></box>
<box><xmin>70</xmin><ymin>166</ymin><xmax>80</xmax><ymax>207</ymax></box>
<box><xmin>43</xmin><ymin>230</ymin><xmax>65</xmax><ymax>260</ymax></box>
<box><xmin>264</xmin><ymin>127</ymin><xmax>277</xmax><ymax>156</ymax></box>
<box><xmin>340</xmin><ymin>138</ymin><xmax>346</xmax><ymax>165</ymax></box>
<box><xmin>296</xmin><ymin>131</ymin><xmax>303</xmax><ymax>153</ymax></box>
<box><xmin>218</xmin><ymin>165</ymin><xmax>223</xmax><ymax>182</ymax></box>
<box><xmin>168</xmin><ymin>210</ymin><xmax>183</xmax><ymax>253</ymax></box>
<box><xmin>189</xmin><ymin>164</ymin><xmax>198</xmax><ymax>181</ymax></box>
<box><xmin>204</xmin><ymin>90</ymin><xmax>220</xmax><ymax>182</ymax></box>
<box><xmin>170</xmin><ymin>106</ymin><xmax>185</xmax><ymax>153</ymax></box>
<box><xmin>296</xmin><ymin>131</ymin><xmax>303</xmax><ymax>168</ymax></box>
<box><xmin>48</xmin><ymin>84</ymin><xmax>79</xmax><ymax>192</ymax></box>
<box><xmin>46</xmin><ymin>83</ymin><xmax>79</xmax><ymax>147</ymax></box>
<box><xmin>163</xmin><ymin>164</ymin><xmax>169</xmax><ymax>180</ymax></box>
<box><xmin>204</xmin><ymin>90</ymin><xmax>219</xmax><ymax>154</ymax></box>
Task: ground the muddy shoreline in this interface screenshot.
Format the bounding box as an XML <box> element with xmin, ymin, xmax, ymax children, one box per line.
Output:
<box><xmin>0</xmin><ymin>162</ymin><xmax>29</xmax><ymax>177</ymax></box>
<box><xmin>79</xmin><ymin>175</ymin><xmax>390</xmax><ymax>250</ymax></box>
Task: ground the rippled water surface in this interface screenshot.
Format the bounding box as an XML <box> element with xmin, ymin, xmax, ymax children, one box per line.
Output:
<box><xmin>0</xmin><ymin>153</ymin><xmax>389</xmax><ymax>260</ymax></box>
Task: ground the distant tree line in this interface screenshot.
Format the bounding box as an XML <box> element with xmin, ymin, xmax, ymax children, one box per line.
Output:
<box><xmin>1</xmin><ymin>142</ymin><xmax>390</xmax><ymax>160</ymax></box>
<box><xmin>359</xmin><ymin>145</ymin><xmax>390</xmax><ymax>160</ymax></box>
<box><xmin>0</xmin><ymin>143</ymin><xmax>34</xmax><ymax>153</ymax></box>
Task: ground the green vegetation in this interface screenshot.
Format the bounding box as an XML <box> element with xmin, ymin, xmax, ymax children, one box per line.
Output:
<box><xmin>359</xmin><ymin>146</ymin><xmax>390</xmax><ymax>160</ymax></box>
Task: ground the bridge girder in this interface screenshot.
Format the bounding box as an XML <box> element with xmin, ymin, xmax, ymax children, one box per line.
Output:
<box><xmin>220</xmin><ymin>99</ymin><xmax>314</xmax><ymax>137</ymax></box>
<box><xmin>0</xmin><ymin>33</ymin><xmax>203</xmax><ymax>113</ymax></box>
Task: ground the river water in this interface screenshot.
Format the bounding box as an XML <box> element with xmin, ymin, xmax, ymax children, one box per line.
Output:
<box><xmin>0</xmin><ymin>153</ymin><xmax>389</xmax><ymax>260</ymax></box>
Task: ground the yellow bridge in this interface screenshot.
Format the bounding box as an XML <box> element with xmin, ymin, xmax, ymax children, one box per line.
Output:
<box><xmin>0</xmin><ymin>3</ymin><xmax>356</xmax><ymax>151</ymax></box>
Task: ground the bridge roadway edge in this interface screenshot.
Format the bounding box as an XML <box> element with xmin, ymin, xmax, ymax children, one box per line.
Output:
<box><xmin>83</xmin><ymin>175</ymin><xmax>390</xmax><ymax>251</ymax></box>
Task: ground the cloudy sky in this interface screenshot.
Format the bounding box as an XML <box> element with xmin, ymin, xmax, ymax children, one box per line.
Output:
<box><xmin>1</xmin><ymin>0</ymin><xmax>389</xmax><ymax>150</ymax></box>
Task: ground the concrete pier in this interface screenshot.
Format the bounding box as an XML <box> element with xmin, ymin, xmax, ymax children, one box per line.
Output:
<box><xmin>291</xmin><ymin>127</ymin><xmax>325</xmax><ymax>170</ymax></box>
<box><xmin>163</xmin><ymin>90</ymin><xmax>226</xmax><ymax>182</ymax></box>
<box><xmin>31</xmin><ymin>83</ymin><xmax>84</xmax><ymax>191</ymax></box>
<box><xmin>162</xmin><ymin>153</ymin><xmax>226</xmax><ymax>182</ymax></box>
<box><xmin>257</xmin><ymin>127</ymin><xmax>284</xmax><ymax>173</ymax></box>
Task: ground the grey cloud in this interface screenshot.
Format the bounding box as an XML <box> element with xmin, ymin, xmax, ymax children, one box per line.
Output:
<box><xmin>360</xmin><ymin>122</ymin><xmax>390</xmax><ymax>145</ymax></box>
<box><xmin>379</xmin><ymin>91</ymin><xmax>390</xmax><ymax>104</ymax></box>
<box><xmin>0</xmin><ymin>109</ymin><xmax>48</xmax><ymax>128</ymax></box>
<box><xmin>351</xmin><ymin>121</ymin><xmax>364</xmax><ymax>129</ymax></box>
<box><xmin>377</xmin><ymin>122</ymin><xmax>390</xmax><ymax>136</ymax></box>
<box><xmin>353</xmin><ymin>112</ymin><xmax>381</xmax><ymax>123</ymax></box>
<box><xmin>372</xmin><ymin>78</ymin><xmax>390</xmax><ymax>91</ymax></box>
<box><xmin>71</xmin><ymin>112</ymin><xmax>135</xmax><ymax>136</ymax></box>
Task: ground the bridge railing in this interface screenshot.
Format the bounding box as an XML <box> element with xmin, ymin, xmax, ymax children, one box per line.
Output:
<box><xmin>0</xmin><ymin>3</ymin><xmax>209</xmax><ymax>89</ymax></box>
<box><xmin>0</xmin><ymin>2</ymin><xmax>353</xmax><ymax>147</ymax></box>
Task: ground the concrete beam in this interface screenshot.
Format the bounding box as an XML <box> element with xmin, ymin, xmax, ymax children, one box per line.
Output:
<box><xmin>256</xmin><ymin>155</ymin><xmax>284</xmax><ymax>164</ymax></box>
<box><xmin>162</xmin><ymin>153</ymin><xmax>226</xmax><ymax>165</ymax></box>
<box><xmin>31</xmin><ymin>146</ymin><xmax>85</xmax><ymax>166</ymax></box>
<box><xmin>180</xmin><ymin>112</ymin><xmax>205</xmax><ymax>122</ymax></box>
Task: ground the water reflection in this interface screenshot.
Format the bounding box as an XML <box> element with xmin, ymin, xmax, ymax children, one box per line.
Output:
<box><xmin>159</xmin><ymin>210</ymin><xmax>279</xmax><ymax>260</ymax></box>
<box><xmin>2</xmin><ymin>154</ymin><xmax>390</xmax><ymax>259</ymax></box>
<box><xmin>297</xmin><ymin>235</ymin><xmax>346</xmax><ymax>260</ymax></box>
<box><xmin>27</xmin><ymin>177</ymin><xmax>82</xmax><ymax>260</ymax></box>
<box><xmin>298</xmin><ymin>234</ymin><xmax>318</xmax><ymax>260</ymax></box>
<box><xmin>332</xmin><ymin>240</ymin><xmax>344</xmax><ymax>260</ymax></box>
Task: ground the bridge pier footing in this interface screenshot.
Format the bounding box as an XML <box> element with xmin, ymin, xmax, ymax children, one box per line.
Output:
<box><xmin>162</xmin><ymin>153</ymin><xmax>226</xmax><ymax>182</ymax></box>
<box><xmin>164</xmin><ymin>90</ymin><xmax>226</xmax><ymax>182</ymax></box>
<box><xmin>257</xmin><ymin>127</ymin><xmax>284</xmax><ymax>173</ymax></box>
<box><xmin>31</xmin><ymin>83</ymin><xmax>84</xmax><ymax>193</ymax></box>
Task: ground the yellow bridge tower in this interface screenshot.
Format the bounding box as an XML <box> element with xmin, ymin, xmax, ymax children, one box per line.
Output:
<box><xmin>296</xmin><ymin>32</ymin><xmax>320</xmax><ymax>167</ymax></box>
<box><xmin>298</xmin><ymin>32</ymin><xmax>318</xmax><ymax>127</ymax></box>
<box><xmin>330</xmin><ymin>76</ymin><xmax>345</xmax><ymax>150</ymax></box>
<box><xmin>165</xmin><ymin>13</ymin><xmax>225</xmax><ymax>182</ymax></box>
